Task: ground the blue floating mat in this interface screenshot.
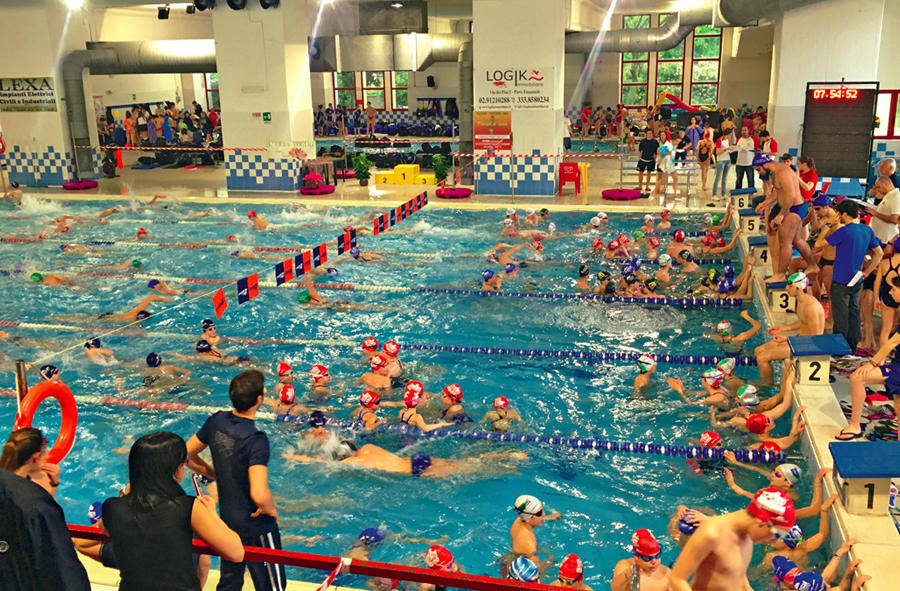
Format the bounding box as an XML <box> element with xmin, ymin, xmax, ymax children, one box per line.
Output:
<box><xmin>131</xmin><ymin>164</ymin><xmax>162</xmax><ymax>170</ymax></box>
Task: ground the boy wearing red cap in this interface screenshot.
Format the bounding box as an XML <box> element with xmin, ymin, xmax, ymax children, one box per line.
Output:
<box><xmin>744</xmin><ymin>402</ymin><xmax>807</xmax><ymax>452</ymax></box>
<box><xmin>611</xmin><ymin>529</ymin><xmax>669</xmax><ymax>591</ymax></box>
<box><xmin>669</xmin><ymin>487</ymin><xmax>796</xmax><ymax>591</ymax></box>
<box><xmin>276</xmin><ymin>362</ymin><xmax>293</xmax><ymax>385</ymax></box>
<box><xmin>247</xmin><ymin>209</ymin><xmax>268</xmax><ymax>231</ymax></box>
<box><xmin>357</xmin><ymin>354</ymin><xmax>393</xmax><ymax>390</ymax></box>
<box><xmin>419</xmin><ymin>545</ymin><xmax>465</xmax><ymax>591</ymax></box>
<box><xmin>551</xmin><ymin>554</ymin><xmax>592</xmax><ymax>590</ymax></box>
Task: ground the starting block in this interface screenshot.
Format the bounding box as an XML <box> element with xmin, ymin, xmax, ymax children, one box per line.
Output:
<box><xmin>375</xmin><ymin>172</ymin><xmax>395</xmax><ymax>184</ymax></box>
<box><xmin>829</xmin><ymin>441</ymin><xmax>900</xmax><ymax>514</ymax></box>
<box><xmin>765</xmin><ymin>278</ymin><xmax>795</xmax><ymax>313</ymax></box>
<box><xmin>739</xmin><ymin>208</ymin><xmax>764</xmax><ymax>234</ymax></box>
<box><xmin>393</xmin><ymin>164</ymin><xmax>420</xmax><ymax>184</ymax></box>
<box><xmin>747</xmin><ymin>235</ymin><xmax>770</xmax><ymax>266</ymax></box>
<box><xmin>731</xmin><ymin>187</ymin><xmax>757</xmax><ymax>209</ymax></box>
<box><xmin>788</xmin><ymin>334</ymin><xmax>851</xmax><ymax>387</ymax></box>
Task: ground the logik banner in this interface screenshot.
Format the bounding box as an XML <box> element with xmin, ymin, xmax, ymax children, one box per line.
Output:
<box><xmin>474</xmin><ymin>66</ymin><xmax>554</xmax><ymax>111</ymax></box>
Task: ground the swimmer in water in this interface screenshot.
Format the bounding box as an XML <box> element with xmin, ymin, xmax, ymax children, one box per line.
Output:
<box><xmin>665</xmin><ymin>230</ymin><xmax>693</xmax><ymax>259</ymax></box>
<box><xmin>550</xmin><ymin>554</ymin><xmax>592</xmax><ymax>590</ymax></box>
<box><xmin>168</xmin><ymin>339</ymin><xmax>253</xmax><ymax>367</ymax></box>
<box><xmin>51</xmin><ymin>294</ymin><xmax>170</xmax><ymax>323</ymax></box>
<box><xmin>114</xmin><ymin>352</ymin><xmax>192</xmax><ymax>396</ymax></box>
<box><xmin>478</xmin><ymin>396</ymin><xmax>524</xmax><ymax>433</ymax></box>
<box><xmin>83</xmin><ymin>338</ymin><xmax>116</xmax><ymax>364</ymax></box>
<box><xmin>3</xmin><ymin>182</ymin><xmax>24</xmax><ymax>204</ymax></box>
<box><xmin>522</xmin><ymin>208</ymin><xmax>539</xmax><ymax>226</ymax></box>
<box><xmin>742</xmin><ymin>400</ymin><xmax>807</xmax><ymax>452</ymax></box>
<box><xmin>360</xmin><ymin>337</ymin><xmax>379</xmax><ymax>361</ymax></box>
<box><xmin>634</xmin><ymin>354</ymin><xmax>656</xmax><ymax>389</ymax></box>
<box><xmin>228</xmin><ymin>250</ymin><xmax>284</xmax><ymax>261</ymax></box>
<box><xmin>419</xmin><ymin>545</ymin><xmax>466</xmax><ymax>591</ymax></box>
<box><xmin>307</xmin><ymin>364</ymin><xmax>335</xmax><ymax>401</ymax></box>
<box><xmin>657</xmin><ymin>209</ymin><xmax>672</xmax><ymax>230</ymax></box>
<box><xmin>29</xmin><ymin>272</ymin><xmax>74</xmax><ymax>287</ymax></box>
<box><xmin>504</xmin><ymin>208</ymin><xmax>521</xmax><ymax>226</ymax></box>
<box><xmin>349</xmin><ymin>390</ymin><xmax>395</xmax><ymax>430</ymax></box>
<box><xmin>247</xmin><ymin>209</ymin><xmax>268</xmax><ymax>231</ymax></box>
<box><xmin>708</xmin><ymin>310</ymin><xmax>761</xmax><ymax>353</ymax></box>
<box><xmin>481</xmin><ymin>269</ymin><xmax>502</xmax><ymax>292</ymax></box>
<box><xmin>587</xmin><ymin>237</ymin><xmax>605</xmax><ymax>257</ymax></box>
<box><xmin>489</xmin><ymin>242</ymin><xmax>529</xmax><ymax>267</ymax></box>
<box><xmin>134</xmin><ymin>227</ymin><xmax>149</xmax><ymax>241</ymax></box>
<box><xmin>440</xmin><ymin>383</ymin><xmax>472</xmax><ymax>424</ymax></box>
<box><xmin>357</xmin><ymin>354</ymin><xmax>394</xmax><ymax>390</ymax></box>
<box><xmin>283</xmin><ymin>441</ymin><xmax>527</xmax><ymax>478</ymax></box>
<box><xmin>704</xmin><ymin>203</ymin><xmax>733</xmax><ymax>232</ymax></box>
<box><xmin>646</xmin><ymin>236</ymin><xmax>661</xmax><ymax>260</ymax></box>
<box><xmin>398</xmin><ymin>385</ymin><xmax>454</xmax><ymax>432</ymax></box>
<box><xmin>604</xmin><ymin>239</ymin><xmax>630</xmax><ymax>260</ymax></box>
<box><xmin>200</xmin><ymin>319</ymin><xmax>225</xmax><ymax>349</ymax></box>
<box><xmin>538</xmin><ymin>208</ymin><xmax>551</xmax><ymax>223</ymax></box>
<box><xmin>723</xmin><ymin>454</ymin><xmax>833</xmax><ymax>518</ymax></box>
<box><xmin>667</xmin><ymin>367</ymin><xmax>730</xmax><ymax>409</ymax></box>
<box><xmin>381</xmin><ymin>341</ymin><xmax>404</xmax><ymax>379</ymax></box>
<box><xmin>575</xmin><ymin>264</ymin><xmax>591</xmax><ymax>292</ymax></box>
<box><xmin>58</xmin><ymin>243</ymin><xmax>108</xmax><ymax>256</ymax></box>
<box><xmin>346</xmin><ymin>247</ymin><xmax>386</xmax><ymax>263</ymax></box>
<box><xmin>593</xmin><ymin>271</ymin><xmax>612</xmax><ymax>295</ymax></box>
<box><xmin>611</xmin><ymin>529</ymin><xmax>669</xmax><ymax>591</ymax></box>
<box><xmin>502</xmin><ymin>219</ymin><xmax>547</xmax><ymax>240</ymax></box>
<box><xmin>297</xmin><ymin>275</ymin><xmax>397</xmax><ymax>311</ymax></box>
<box><xmin>509</xmin><ymin>494</ymin><xmax>562</xmax><ymax>568</ymax></box>
<box><xmin>147</xmin><ymin>279</ymin><xmax>180</xmax><ymax>295</ymax></box>
<box><xmin>676</xmin><ymin>250</ymin><xmax>699</xmax><ymax>274</ymax></box>
<box><xmin>504</xmin><ymin>262</ymin><xmax>519</xmax><ymax>279</ymax></box>
<box><xmin>639</xmin><ymin>214</ymin><xmax>656</xmax><ymax>234</ymax></box>
<box><xmin>631</xmin><ymin>230</ymin><xmax>647</xmax><ymax>251</ymax></box>
<box><xmin>263</xmin><ymin>383</ymin><xmax>309</xmax><ymax>416</ymax></box>
<box><xmin>712</xmin><ymin>357</ymin><xmax>745</xmax><ymax>391</ymax></box>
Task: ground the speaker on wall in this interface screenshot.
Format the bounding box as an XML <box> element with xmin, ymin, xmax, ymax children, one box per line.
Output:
<box><xmin>427</xmin><ymin>76</ymin><xmax>437</xmax><ymax>88</ymax></box>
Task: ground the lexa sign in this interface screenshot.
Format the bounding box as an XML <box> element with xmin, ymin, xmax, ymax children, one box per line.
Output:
<box><xmin>474</xmin><ymin>67</ymin><xmax>554</xmax><ymax>111</ymax></box>
<box><xmin>0</xmin><ymin>77</ymin><xmax>57</xmax><ymax>112</ymax></box>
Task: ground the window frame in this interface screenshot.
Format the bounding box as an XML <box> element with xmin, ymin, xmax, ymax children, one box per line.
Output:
<box><xmin>390</xmin><ymin>71</ymin><xmax>409</xmax><ymax>112</ymax></box>
<box><xmin>362</xmin><ymin>71</ymin><xmax>387</xmax><ymax>111</ymax></box>
<box><xmin>620</xmin><ymin>14</ymin><xmax>651</xmax><ymax>110</ymax></box>
<box><xmin>332</xmin><ymin>72</ymin><xmax>357</xmax><ymax>110</ymax></box>
<box><xmin>874</xmin><ymin>90</ymin><xmax>900</xmax><ymax>139</ymax></box>
<box><xmin>203</xmin><ymin>73</ymin><xmax>219</xmax><ymax>112</ymax></box>
<box><xmin>689</xmin><ymin>25</ymin><xmax>722</xmax><ymax>107</ymax></box>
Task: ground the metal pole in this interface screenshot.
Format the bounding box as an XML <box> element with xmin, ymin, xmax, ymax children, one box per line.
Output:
<box><xmin>15</xmin><ymin>359</ymin><xmax>28</xmax><ymax>408</ymax></box>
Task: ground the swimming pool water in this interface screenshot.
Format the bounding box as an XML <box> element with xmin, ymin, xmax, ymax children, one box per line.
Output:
<box><xmin>0</xmin><ymin>197</ymin><xmax>810</xmax><ymax>587</ymax></box>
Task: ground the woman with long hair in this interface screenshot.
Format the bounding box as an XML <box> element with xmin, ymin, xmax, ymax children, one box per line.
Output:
<box><xmin>1</xmin><ymin>426</ymin><xmax>59</xmax><ymax>496</ymax></box>
<box><xmin>797</xmin><ymin>155</ymin><xmax>818</xmax><ymax>203</ymax></box>
<box><xmin>124</xmin><ymin>110</ymin><xmax>135</xmax><ymax>147</ymax></box>
<box><xmin>102</xmin><ymin>431</ymin><xmax>243</xmax><ymax>591</ymax></box>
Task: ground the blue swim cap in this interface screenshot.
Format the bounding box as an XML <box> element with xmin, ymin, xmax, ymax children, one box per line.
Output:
<box><xmin>146</xmin><ymin>352</ymin><xmax>162</xmax><ymax>367</ymax></box>
<box><xmin>726</xmin><ymin>277</ymin><xmax>736</xmax><ymax>291</ymax></box>
<box><xmin>309</xmin><ymin>410</ymin><xmax>327</xmax><ymax>428</ymax></box>
<box><xmin>359</xmin><ymin>526</ymin><xmax>387</xmax><ymax>545</ymax></box>
<box><xmin>631</xmin><ymin>258</ymin><xmax>642</xmax><ymax>270</ymax></box>
<box><xmin>85</xmin><ymin>338</ymin><xmax>100</xmax><ymax>349</ymax></box>
<box><xmin>147</xmin><ymin>279</ymin><xmax>160</xmax><ymax>289</ymax></box>
<box><xmin>677</xmin><ymin>516</ymin><xmax>697</xmax><ymax>535</ymax></box>
<box><xmin>812</xmin><ymin>192</ymin><xmax>832</xmax><ymax>208</ymax></box>
<box><xmin>136</xmin><ymin>310</ymin><xmax>151</xmax><ymax>320</ymax></box>
<box><xmin>350</xmin><ymin>247</ymin><xmax>361</xmax><ymax>259</ymax></box>
<box><xmin>718</xmin><ymin>279</ymin><xmax>730</xmax><ymax>294</ymax></box>
<box><xmin>201</xmin><ymin>318</ymin><xmax>215</xmax><ymax>331</ymax></box>
<box><xmin>509</xmin><ymin>557</ymin><xmax>539</xmax><ymax>582</ymax></box>
<box><xmin>752</xmin><ymin>151</ymin><xmax>772</xmax><ymax>168</ymax></box>
<box><xmin>793</xmin><ymin>571</ymin><xmax>824</xmax><ymax>591</ymax></box>
<box><xmin>230</xmin><ymin>250</ymin><xmax>240</xmax><ymax>257</ymax></box>
<box><xmin>326</xmin><ymin>267</ymin><xmax>339</xmax><ymax>275</ymax></box>
<box><xmin>723</xmin><ymin>265</ymin><xmax>735</xmax><ymax>278</ymax></box>
<box><xmin>195</xmin><ymin>339</ymin><xmax>212</xmax><ymax>353</ymax></box>
<box><xmin>504</xmin><ymin>263</ymin><xmax>517</xmax><ymax>274</ymax></box>
<box><xmin>621</xmin><ymin>264</ymin><xmax>636</xmax><ymax>276</ymax></box>
<box><xmin>88</xmin><ymin>501</ymin><xmax>103</xmax><ymax>525</ymax></box>
<box><xmin>40</xmin><ymin>364</ymin><xmax>59</xmax><ymax>378</ymax></box>
<box><xmin>772</xmin><ymin>556</ymin><xmax>798</xmax><ymax>580</ymax></box>
<box><xmin>59</xmin><ymin>244</ymin><xmax>68</xmax><ymax>251</ymax></box>
<box><xmin>482</xmin><ymin>269</ymin><xmax>495</xmax><ymax>281</ymax></box>
<box><xmin>782</xmin><ymin>523</ymin><xmax>804</xmax><ymax>549</ymax></box>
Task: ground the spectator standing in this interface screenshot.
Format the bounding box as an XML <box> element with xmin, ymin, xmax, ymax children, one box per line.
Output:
<box><xmin>868</xmin><ymin>157</ymin><xmax>900</xmax><ymax>194</ymax></box>
<box><xmin>0</xmin><ymin>427</ymin><xmax>90</xmax><ymax>591</ymax></box>
<box><xmin>562</xmin><ymin>112</ymin><xmax>572</xmax><ymax>152</ymax></box>
<box><xmin>580</xmin><ymin>104</ymin><xmax>592</xmax><ymax>139</ymax></box>
<box><xmin>685</xmin><ymin>116</ymin><xmax>703</xmax><ymax>155</ymax></box>
<box><xmin>734</xmin><ymin>126</ymin><xmax>758</xmax><ymax>190</ymax></box>
<box><xmin>697</xmin><ymin>134</ymin><xmax>713</xmax><ymax>191</ymax></box>
<box><xmin>636</xmin><ymin>129</ymin><xmax>659</xmax><ymax>194</ymax></box>
<box><xmin>102</xmin><ymin>431</ymin><xmax>243</xmax><ymax>591</ymax></box>
<box><xmin>713</xmin><ymin>127</ymin><xmax>735</xmax><ymax>197</ymax></box>
<box><xmin>759</xmin><ymin>130</ymin><xmax>778</xmax><ymax>155</ymax></box>
<box><xmin>827</xmin><ymin>200</ymin><xmax>884</xmax><ymax>353</ymax></box>
<box><xmin>187</xmin><ymin>370</ymin><xmax>286</xmax><ymax>591</ymax></box>
<box><xmin>797</xmin><ymin>156</ymin><xmax>818</xmax><ymax>203</ymax></box>
<box><xmin>858</xmin><ymin>178</ymin><xmax>900</xmax><ymax>352</ymax></box>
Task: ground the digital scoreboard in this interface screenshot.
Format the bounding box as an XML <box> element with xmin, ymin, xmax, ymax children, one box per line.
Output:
<box><xmin>802</xmin><ymin>83</ymin><xmax>877</xmax><ymax>179</ymax></box>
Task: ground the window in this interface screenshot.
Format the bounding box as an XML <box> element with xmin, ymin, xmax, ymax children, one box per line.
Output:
<box><xmin>204</xmin><ymin>73</ymin><xmax>219</xmax><ymax>111</ymax></box>
<box><xmin>363</xmin><ymin>71</ymin><xmax>385</xmax><ymax>110</ymax></box>
<box><xmin>655</xmin><ymin>14</ymin><xmax>685</xmax><ymax>105</ymax></box>
<box><xmin>621</xmin><ymin>15</ymin><xmax>650</xmax><ymax>108</ymax></box>
<box><xmin>333</xmin><ymin>72</ymin><xmax>356</xmax><ymax>109</ymax></box>
<box><xmin>874</xmin><ymin>91</ymin><xmax>900</xmax><ymax>139</ymax></box>
<box><xmin>391</xmin><ymin>71</ymin><xmax>409</xmax><ymax>111</ymax></box>
<box><xmin>690</xmin><ymin>25</ymin><xmax>721</xmax><ymax>106</ymax></box>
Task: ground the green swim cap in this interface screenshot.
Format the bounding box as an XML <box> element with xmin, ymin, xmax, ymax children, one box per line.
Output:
<box><xmin>131</xmin><ymin>259</ymin><xmax>142</xmax><ymax>268</ymax></box>
<box><xmin>632</xmin><ymin>230</ymin><xmax>644</xmax><ymax>239</ymax></box>
<box><xmin>298</xmin><ymin>292</ymin><xmax>311</xmax><ymax>303</ymax></box>
<box><xmin>712</xmin><ymin>215</ymin><xmax>720</xmax><ymax>224</ymax></box>
<box><xmin>30</xmin><ymin>272</ymin><xmax>43</xmax><ymax>283</ymax></box>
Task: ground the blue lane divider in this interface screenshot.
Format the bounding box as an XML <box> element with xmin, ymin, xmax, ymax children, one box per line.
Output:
<box><xmin>403</xmin><ymin>344</ymin><xmax>757</xmax><ymax>367</ymax></box>
<box><xmin>606</xmin><ymin>257</ymin><xmax>733</xmax><ymax>265</ymax></box>
<box><xmin>404</xmin><ymin>287</ymin><xmax>744</xmax><ymax>307</ymax></box>
<box><xmin>276</xmin><ymin>415</ymin><xmax>783</xmax><ymax>464</ymax></box>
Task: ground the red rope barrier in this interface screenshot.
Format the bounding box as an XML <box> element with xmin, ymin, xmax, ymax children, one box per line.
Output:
<box><xmin>453</xmin><ymin>152</ymin><xmax>621</xmax><ymax>159</ymax></box>
<box><xmin>75</xmin><ymin>145</ymin><xmax>265</xmax><ymax>152</ymax></box>
<box><xmin>67</xmin><ymin>525</ymin><xmax>559</xmax><ymax>591</ymax></box>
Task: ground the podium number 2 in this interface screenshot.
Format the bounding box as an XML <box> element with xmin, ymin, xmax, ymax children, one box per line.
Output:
<box><xmin>808</xmin><ymin>360</ymin><xmax>822</xmax><ymax>381</ymax></box>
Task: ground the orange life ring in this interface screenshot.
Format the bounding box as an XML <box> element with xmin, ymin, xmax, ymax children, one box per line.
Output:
<box><xmin>13</xmin><ymin>380</ymin><xmax>78</xmax><ymax>464</ymax></box>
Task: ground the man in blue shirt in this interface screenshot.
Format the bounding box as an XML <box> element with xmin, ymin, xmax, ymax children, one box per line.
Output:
<box><xmin>826</xmin><ymin>200</ymin><xmax>884</xmax><ymax>353</ymax></box>
<box><xmin>187</xmin><ymin>370</ymin><xmax>285</xmax><ymax>591</ymax></box>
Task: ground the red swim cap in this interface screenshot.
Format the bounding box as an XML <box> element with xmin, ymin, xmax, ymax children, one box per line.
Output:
<box><xmin>277</xmin><ymin>362</ymin><xmax>293</xmax><ymax>376</ymax></box>
<box><xmin>383</xmin><ymin>340</ymin><xmax>400</xmax><ymax>357</ymax></box>
<box><xmin>747</xmin><ymin>487</ymin><xmax>796</xmax><ymax>529</ymax></box>
<box><xmin>717</xmin><ymin>237</ymin><xmax>726</xmax><ymax>247</ymax></box>
<box><xmin>607</xmin><ymin>240</ymin><xmax>620</xmax><ymax>251</ymax></box>
<box><xmin>648</xmin><ymin>237</ymin><xmax>660</xmax><ymax>248</ymax></box>
<box><xmin>493</xmin><ymin>396</ymin><xmax>509</xmax><ymax>409</ymax></box>
<box><xmin>699</xmin><ymin>431</ymin><xmax>722</xmax><ymax>448</ymax></box>
<box><xmin>137</xmin><ymin>227</ymin><xmax>148</xmax><ymax>236</ymax></box>
<box><xmin>631</xmin><ymin>529</ymin><xmax>660</xmax><ymax>555</ymax></box>
<box><xmin>360</xmin><ymin>390</ymin><xmax>380</xmax><ymax>408</ymax></box>
<box><xmin>362</xmin><ymin>337</ymin><xmax>379</xmax><ymax>352</ymax></box>
<box><xmin>701</xmin><ymin>235</ymin><xmax>712</xmax><ymax>247</ymax></box>
<box><xmin>368</xmin><ymin>354</ymin><xmax>388</xmax><ymax>371</ymax></box>
<box><xmin>674</xmin><ymin>230</ymin><xmax>685</xmax><ymax>242</ymax></box>
<box><xmin>442</xmin><ymin>383</ymin><xmax>463</xmax><ymax>402</ymax></box>
<box><xmin>247</xmin><ymin>209</ymin><xmax>257</xmax><ymax>219</ymax></box>
<box><xmin>662</xmin><ymin>209</ymin><xmax>672</xmax><ymax>218</ymax></box>
<box><xmin>591</xmin><ymin>237</ymin><xmax>603</xmax><ymax>249</ymax></box>
<box><xmin>309</xmin><ymin>364</ymin><xmax>329</xmax><ymax>380</ymax></box>
<box><xmin>558</xmin><ymin>554</ymin><xmax>583</xmax><ymax>582</ymax></box>
<box><xmin>226</xmin><ymin>235</ymin><xmax>237</xmax><ymax>242</ymax></box>
<box><xmin>617</xmin><ymin>233</ymin><xmax>629</xmax><ymax>244</ymax></box>
<box><xmin>404</xmin><ymin>381</ymin><xmax>423</xmax><ymax>395</ymax></box>
<box><xmin>404</xmin><ymin>389</ymin><xmax>421</xmax><ymax>408</ymax></box>
<box><xmin>425</xmin><ymin>545</ymin><xmax>454</xmax><ymax>570</ymax></box>
<box><xmin>746</xmin><ymin>413</ymin><xmax>769</xmax><ymax>434</ymax></box>
<box><xmin>759</xmin><ymin>441</ymin><xmax>782</xmax><ymax>453</ymax></box>
<box><xmin>279</xmin><ymin>384</ymin><xmax>296</xmax><ymax>404</ymax></box>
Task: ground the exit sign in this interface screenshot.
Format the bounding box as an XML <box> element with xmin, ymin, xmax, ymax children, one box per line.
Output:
<box><xmin>262</xmin><ymin>112</ymin><xmax>272</xmax><ymax>123</ymax></box>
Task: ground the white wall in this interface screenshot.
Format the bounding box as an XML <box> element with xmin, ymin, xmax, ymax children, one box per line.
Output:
<box><xmin>91</xmin><ymin>6</ymin><xmax>213</xmax><ymax>41</ymax></box>
<box><xmin>90</xmin><ymin>73</ymin><xmax>184</xmax><ymax>120</ymax></box>
<box><xmin>717</xmin><ymin>27</ymin><xmax>772</xmax><ymax>110</ymax></box>
<box><xmin>877</xmin><ymin>0</ymin><xmax>900</xmax><ymax>89</ymax></box>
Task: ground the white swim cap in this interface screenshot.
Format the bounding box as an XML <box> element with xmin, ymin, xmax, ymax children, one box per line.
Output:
<box><xmin>637</xmin><ymin>354</ymin><xmax>656</xmax><ymax>373</ymax></box>
<box><xmin>513</xmin><ymin>494</ymin><xmax>543</xmax><ymax>518</ymax></box>
<box><xmin>506</xmin><ymin>207</ymin><xmax>516</xmax><ymax>215</ymax></box>
<box><xmin>644</xmin><ymin>214</ymin><xmax>654</xmax><ymax>222</ymax></box>
<box><xmin>590</xmin><ymin>216</ymin><xmax>601</xmax><ymax>227</ymax></box>
<box><xmin>525</xmin><ymin>208</ymin><xmax>535</xmax><ymax>216</ymax></box>
<box><xmin>596</xmin><ymin>212</ymin><xmax>608</xmax><ymax>219</ymax></box>
<box><xmin>548</xmin><ymin>222</ymin><xmax>557</xmax><ymax>233</ymax></box>
<box><xmin>658</xmin><ymin>254</ymin><xmax>672</xmax><ymax>266</ymax></box>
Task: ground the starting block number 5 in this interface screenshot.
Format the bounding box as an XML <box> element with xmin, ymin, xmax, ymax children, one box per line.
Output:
<box><xmin>742</xmin><ymin>216</ymin><xmax>762</xmax><ymax>234</ymax></box>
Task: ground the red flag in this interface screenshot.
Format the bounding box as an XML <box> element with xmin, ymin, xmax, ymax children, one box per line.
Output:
<box><xmin>294</xmin><ymin>251</ymin><xmax>312</xmax><ymax>275</ymax></box>
<box><xmin>312</xmin><ymin>243</ymin><xmax>328</xmax><ymax>267</ymax></box>
<box><xmin>236</xmin><ymin>273</ymin><xmax>259</xmax><ymax>304</ymax></box>
<box><xmin>212</xmin><ymin>287</ymin><xmax>228</xmax><ymax>319</ymax></box>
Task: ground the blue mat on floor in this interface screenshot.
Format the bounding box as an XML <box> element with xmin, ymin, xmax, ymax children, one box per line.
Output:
<box><xmin>131</xmin><ymin>164</ymin><xmax>162</xmax><ymax>170</ymax></box>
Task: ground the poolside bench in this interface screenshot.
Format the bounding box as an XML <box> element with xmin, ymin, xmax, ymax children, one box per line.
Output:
<box><xmin>730</xmin><ymin>187</ymin><xmax>757</xmax><ymax>209</ymax></box>
<box><xmin>738</xmin><ymin>208</ymin><xmax>764</xmax><ymax>234</ymax></box>
<box><xmin>788</xmin><ymin>334</ymin><xmax>852</xmax><ymax>387</ymax></box>
<box><xmin>829</xmin><ymin>441</ymin><xmax>900</xmax><ymax>514</ymax></box>
<box><xmin>747</xmin><ymin>235</ymin><xmax>770</xmax><ymax>266</ymax></box>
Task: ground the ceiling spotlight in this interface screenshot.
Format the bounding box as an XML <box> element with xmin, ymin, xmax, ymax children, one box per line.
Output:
<box><xmin>158</xmin><ymin>5</ymin><xmax>170</xmax><ymax>19</ymax></box>
<box><xmin>226</xmin><ymin>0</ymin><xmax>246</xmax><ymax>9</ymax></box>
<box><xmin>392</xmin><ymin>1</ymin><xmax>404</xmax><ymax>7</ymax></box>
<box><xmin>186</xmin><ymin>5</ymin><xmax>196</xmax><ymax>13</ymax></box>
<box><xmin>63</xmin><ymin>0</ymin><xmax>84</xmax><ymax>8</ymax></box>
<box><xmin>193</xmin><ymin>0</ymin><xmax>216</xmax><ymax>10</ymax></box>
<box><xmin>260</xmin><ymin>0</ymin><xmax>281</xmax><ymax>8</ymax></box>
